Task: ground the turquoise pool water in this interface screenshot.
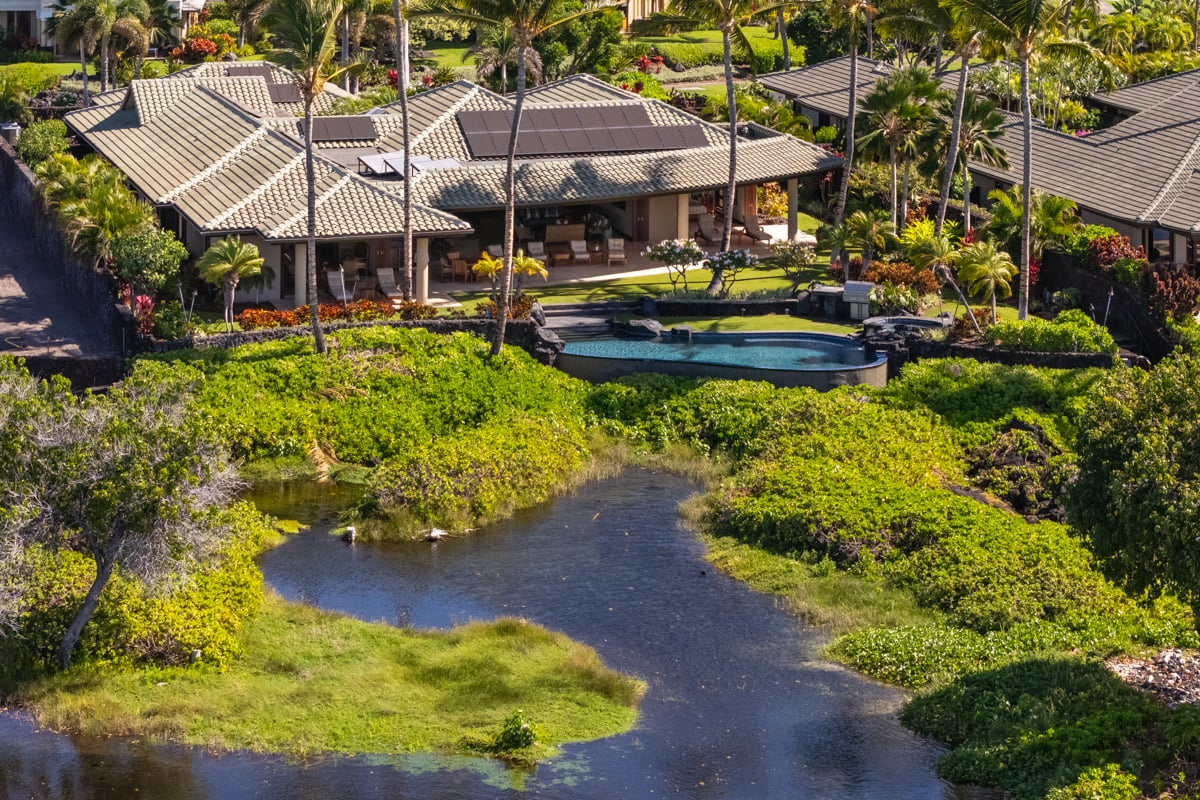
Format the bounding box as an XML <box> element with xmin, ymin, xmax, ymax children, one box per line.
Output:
<box><xmin>563</xmin><ymin>333</ymin><xmax>874</xmax><ymax>371</ymax></box>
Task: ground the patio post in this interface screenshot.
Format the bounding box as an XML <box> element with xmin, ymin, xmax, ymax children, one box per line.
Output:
<box><xmin>676</xmin><ymin>194</ymin><xmax>689</xmax><ymax>241</ymax></box>
<box><xmin>415</xmin><ymin>238</ymin><xmax>430</xmax><ymax>303</ymax></box>
<box><xmin>786</xmin><ymin>178</ymin><xmax>799</xmax><ymax>241</ymax></box>
<box><xmin>294</xmin><ymin>242</ymin><xmax>308</xmax><ymax>307</ymax></box>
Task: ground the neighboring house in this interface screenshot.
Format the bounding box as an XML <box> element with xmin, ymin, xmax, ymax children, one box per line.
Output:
<box><xmin>1089</xmin><ymin>67</ymin><xmax>1200</xmax><ymax>124</ymax></box>
<box><xmin>759</xmin><ymin>56</ymin><xmax>899</xmax><ymax>130</ymax></box>
<box><xmin>759</xmin><ymin>55</ymin><xmax>986</xmax><ymax>131</ymax></box>
<box><xmin>969</xmin><ymin>80</ymin><xmax>1200</xmax><ymax>266</ymax></box>
<box><xmin>624</xmin><ymin>0</ymin><xmax>670</xmax><ymax>27</ymax></box>
<box><xmin>6</xmin><ymin>0</ymin><xmax>202</xmax><ymax>48</ymax></box>
<box><xmin>64</xmin><ymin>70</ymin><xmax>840</xmax><ymax>305</ymax></box>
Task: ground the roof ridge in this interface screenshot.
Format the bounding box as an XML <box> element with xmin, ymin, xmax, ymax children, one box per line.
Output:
<box><xmin>409</xmin><ymin>84</ymin><xmax>480</xmax><ymax>151</ymax></box>
<box><xmin>158</xmin><ymin>126</ymin><xmax>271</xmax><ymax>203</ymax></box>
<box><xmin>205</xmin><ymin>151</ymin><xmax>306</xmax><ymax>230</ymax></box>
<box><xmin>1138</xmin><ymin>130</ymin><xmax>1200</xmax><ymax>223</ymax></box>
<box><xmin>266</xmin><ymin>173</ymin><xmax>353</xmax><ymax>238</ymax></box>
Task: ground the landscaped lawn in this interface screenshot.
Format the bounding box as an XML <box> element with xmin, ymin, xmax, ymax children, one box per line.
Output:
<box><xmin>631</xmin><ymin>26</ymin><xmax>783</xmax><ymax>72</ymax></box>
<box><xmin>616</xmin><ymin>313</ymin><xmax>859</xmax><ymax>334</ymax></box>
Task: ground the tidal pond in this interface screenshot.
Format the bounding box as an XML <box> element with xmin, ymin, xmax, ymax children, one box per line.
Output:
<box><xmin>1</xmin><ymin>470</ymin><xmax>962</xmax><ymax>799</ymax></box>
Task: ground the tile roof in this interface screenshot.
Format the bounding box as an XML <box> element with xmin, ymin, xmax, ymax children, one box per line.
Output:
<box><xmin>759</xmin><ymin>56</ymin><xmax>901</xmax><ymax>118</ymax></box>
<box><xmin>970</xmin><ymin>85</ymin><xmax>1200</xmax><ymax>232</ymax></box>
<box><xmin>366</xmin><ymin>78</ymin><xmax>839</xmax><ymax>209</ymax></box>
<box><xmin>65</xmin><ymin>85</ymin><xmax>470</xmax><ymax>240</ymax></box>
<box><xmin>1092</xmin><ymin>68</ymin><xmax>1200</xmax><ymax>114</ymax></box>
<box><xmin>159</xmin><ymin>61</ymin><xmax>345</xmax><ymax>116</ymax></box>
<box><xmin>521</xmin><ymin>74</ymin><xmax>636</xmax><ymax>104</ymax></box>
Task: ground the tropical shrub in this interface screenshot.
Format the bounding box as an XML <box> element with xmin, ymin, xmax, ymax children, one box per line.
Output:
<box><xmin>365</xmin><ymin>414</ymin><xmax>587</xmax><ymax>532</ymax></box>
<box><xmin>15</xmin><ymin>118</ymin><xmax>67</xmax><ymax>166</ymax></box>
<box><xmin>608</xmin><ymin>70</ymin><xmax>668</xmax><ymax>100</ymax></box>
<box><xmin>0</xmin><ymin>501</ymin><xmax>272</xmax><ymax>686</ymax></box>
<box><xmin>1045</xmin><ymin>765</ymin><xmax>1140</xmax><ymax>800</ymax></box>
<box><xmin>1147</xmin><ymin>264</ymin><xmax>1200</xmax><ymax>324</ymax></box>
<box><xmin>863</xmin><ymin>260</ymin><xmax>940</xmax><ymax>294</ymax></box>
<box><xmin>1065</xmin><ymin>225</ymin><xmax>1120</xmax><ymax>261</ymax></box>
<box><xmin>110</xmin><ymin>228</ymin><xmax>189</xmax><ymax>297</ymax></box>
<box><xmin>1087</xmin><ymin>234</ymin><xmax>1144</xmax><ymax>273</ymax></box>
<box><xmin>234</xmin><ymin>300</ymin><xmax>435</xmax><ymax>330</ymax></box>
<box><xmin>985</xmin><ymin>309</ymin><xmax>1118</xmax><ymax>355</ymax></box>
<box><xmin>868</xmin><ymin>282</ymin><xmax>922</xmax><ymax>315</ymax></box>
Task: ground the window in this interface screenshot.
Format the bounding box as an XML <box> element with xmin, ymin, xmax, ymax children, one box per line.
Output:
<box><xmin>1151</xmin><ymin>228</ymin><xmax>1171</xmax><ymax>262</ymax></box>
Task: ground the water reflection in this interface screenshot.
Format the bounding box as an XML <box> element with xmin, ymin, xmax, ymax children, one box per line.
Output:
<box><xmin>1</xmin><ymin>470</ymin><xmax>959</xmax><ymax>799</ymax></box>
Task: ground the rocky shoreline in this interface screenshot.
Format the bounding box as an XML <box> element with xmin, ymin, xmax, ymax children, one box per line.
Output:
<box><xmin>1109</xmin><ymin>649</ymin><xmax>1200</xmax><ymax>708</ymax></box>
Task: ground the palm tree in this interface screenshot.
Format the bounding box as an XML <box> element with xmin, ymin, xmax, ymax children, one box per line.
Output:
<box><xmin>954</xmin><ymin>238</ymin><xmax>1017</xmax><ymax>323</ymax></box>
<box><xmin>985</xmin><ymin>185</ymin><xmax>1081</xmax><ymax>266</ymax></box>
<box><xmin>943</xmin><ymin>0</ymin><xmax>1090</xmax><ymax>319</ymax></box>
<box><xmin>921</xmin><ymin>91</ymin><xmax>1008</xmax><ymax>232</ymax></box>
<box><xmin>845</xmin><ymin>208</ymin><xmax>893</xmax><ymax>266</ymax></box>
<box><xmin>229</xmin><ymin>0</ymin><xmax>273</xmax><ymax>46</ymax></box>
<box><xmin>856</xmin><ymin>67</ymin><xmax>943</xmax><ymax>229</ymax></box>
<box><xmin>47</xmin><ymin>0</ymin><xmax>107</xmax><ymax>105</ymax></box>
<box><xmin>268</xmin><ymin>0</ymin><xmax>363</xmax><ymax>355</ymax></box>
<box><xmin>413</xmin><ymin>0</ymin><xmax>608</xmax><ymax>355</ymax></box>
<box><xmin>58</xmin><ymin>180</ymin><xmax>156</xmax><ymax>269</ymax></box>
<box><xmin>35</xmin><ymin>153</ymin><xmax>122</xmax><ymax>210</ymax></box>
<box><xmin>466</xmin><ymin>27</ymin><xmax>543</xmax><ymax>93</ymax></box>
<box><xmin>197</xmin><ymin>237</ymin><xmax>265</xmax><ymax>332</ymax></box>
<box><xmin>828</xmin><ymin>0</ymin><xmax>873</xmax><ymax>269</ymax></box>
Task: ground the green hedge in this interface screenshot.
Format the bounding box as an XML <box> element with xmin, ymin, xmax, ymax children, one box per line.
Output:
<box><xmin>986</xmin><ymin>310</ymin><xmax>1119</xmax><ymax>355</ymax></box>
<box><xmin>133</xmin><ymin>327</ymin><xmax>590</xmax><ymax>465</ymax></box>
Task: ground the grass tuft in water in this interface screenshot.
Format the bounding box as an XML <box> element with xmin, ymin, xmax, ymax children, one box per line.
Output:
<box><xmin>15</xmin><ymin>593</ymin><xmax>645</xmax><ymax>759</ymax></box>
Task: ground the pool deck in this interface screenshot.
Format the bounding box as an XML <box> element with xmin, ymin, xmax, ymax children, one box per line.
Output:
<box><xmin>427</xmin><ymin>223</ymin><xmax>807</xmax><ymax>307</ymax></box>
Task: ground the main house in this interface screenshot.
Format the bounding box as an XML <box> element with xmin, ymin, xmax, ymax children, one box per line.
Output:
<box><xmin>64</xmin><ymin>67</ymin><xmax>840</xmax><ymax>305</ymax></box>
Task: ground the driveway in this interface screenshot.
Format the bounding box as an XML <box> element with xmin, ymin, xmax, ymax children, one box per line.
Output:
<box><xmin>0</xmin><ymin>207</ymin><xmax>118</xmax><ymax>361</ymax></box>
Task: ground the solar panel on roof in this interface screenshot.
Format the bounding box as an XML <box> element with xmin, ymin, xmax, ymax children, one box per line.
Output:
<box><xmin>226</xmin><ymin>64</ymin><xmax>275</xmax><ymax>82</ymax></box>
<box><xmin>457</xmin><ymin>105</ymin><xmax>709</xmax><ymax>159</ymax></box>
<box><xmin>267</xmin><ymin>83</ymin><xmax>302</xmax><ymax>103</ymax></box>
<box><xmin>307</xmin><ymin>116</ymin><xmax>377</xmax><ymax>142</ymax></box>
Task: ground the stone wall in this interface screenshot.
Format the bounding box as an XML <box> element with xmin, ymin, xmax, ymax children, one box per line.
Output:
<box><xmin>651</xmin><ymin>297</ymin><xmax>799</xmax><ymax>317</ymax></box>
<box><xmin>907</xmin><ymin>337</ymin><xmax>1119</xmax><ymax>369</ymax></box>
<box><xmin>0</xmin><ymin>136</ymin><xmax>132</xmax><ymax>361</ymax></box>
<box><xmin>1040</xmin><ymin>250</ymin><xmax>1173</xmax><ymax>360</ymax></box>
<box><xmin>150</xmin><ymin>318</ymin><xmax>565</xmax><ymax>365</ymax></box>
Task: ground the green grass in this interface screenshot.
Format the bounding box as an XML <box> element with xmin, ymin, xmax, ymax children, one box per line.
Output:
<box><xmin>424</xmin><ymin>43</ymin><xmax>472</xmax><ymax>68</ymax></box>
<box><xmin>701</xmin><ymin>534</ymin><xmax>939</xmax><ymax>634</ymax></box>
<box><xmin>617</xmin><ymin>314</ymin><xmax>858</xmax><ymax>334</ymax></box>
<box><xmin>452</xmin><ymin>262</ymin><xmax>822</xmax><ymax>307</ymax></box>
<box><xmin>16</xmin><ymin>593</ymin><xmax>645</xmax><ymax>758</ymax></box>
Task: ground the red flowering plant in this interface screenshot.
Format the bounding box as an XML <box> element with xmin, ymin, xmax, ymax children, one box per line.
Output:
<box><xmin>133</xmin><ymin>295</ymin><xmax>155</xmax><ymax>336</ymax></box>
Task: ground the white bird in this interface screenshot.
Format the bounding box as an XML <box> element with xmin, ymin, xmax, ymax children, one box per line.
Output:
<box><xmin>343</xmin><ymin>525</ymin><xmax>357</xmax><ymax>543</ymax></box>
<box><xmin>425</xmin><ymin>528</ymin><xmax>448</xmax><ymax>542</ymax></box>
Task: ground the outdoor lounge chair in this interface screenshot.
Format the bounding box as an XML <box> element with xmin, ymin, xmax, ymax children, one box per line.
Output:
<box><xmin>743</xmin><ymin>214</ymin><xmax>773</xmax><ymax>244</ymax></box>
<box><xmin>527</xmin><ymin>241</ymin><xmax>547</xmax><ymax>260</ymax></box>
<box><xmin>326</xmin><ymin>268</ymin><xmax>356</xmax><ymax>304</ymax></box>
<box><xmin>607</xmin><ymin>238</ymin><xmax>627</xmax><ymax>266</ymax></box>
<box><xmin>696</xmin><ymin>214</ymin><xmax>724</xmax><ymax>244</ymax></box>
<box><xmin>375</xmin><ymin>267</ymin><xmax>404</xmax><ymax>301</ymax></box>
<box><xmin>487</xmin><ymin>244</ymin><xmax>503</xmax><ymax>258</ymax></box>
<box><xmin>569</xmin><ymin>240</ymin><xmax>590</xmax><ymax>264</ymax></box>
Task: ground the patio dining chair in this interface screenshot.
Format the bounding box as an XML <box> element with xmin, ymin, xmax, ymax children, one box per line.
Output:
<box><xmin>569</xmin><ymin>240</ymin><xmax>590</xmax><ymax>264</ymax></box>
<box><xmin>375</xmin><ymin>267</ymin><xmax>404</xmax><ymax>301</ymax></box>
<box><xmin>696</xmin><ymin>214</ymin><xmax>724</xmax><ymax>244</ymax></box>
<box><xmin>326</xmin><ymin>268</ymin><xmax>356</xmax><ymax>305</ymax></box>
<box><xmin>743</xmin><ymin>214</ymin><xmax>773</xmax><ymax>244</ymax></box>
<box><xmin>607</xmin><ymin>238</ymin><xmax>627</xmax><ymax>267</ymax></box>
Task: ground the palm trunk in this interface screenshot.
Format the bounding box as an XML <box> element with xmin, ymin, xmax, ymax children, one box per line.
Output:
<box><xmin>79</xmin><ymin>43</ymin><xmax>91</xmax><ymax>106</ymax></box>
<box><xmin>991</xmin><ymin>288</ymin><xmax>997</xmax><ymax>324</ymax></box>
<box><xmin>225</xmin><ymin>274</ymin><xmax>238</xmax><ymax>331</ymax></box>
<box><xmin>1019</xmin><ymin>54</ymin><xmax>1032</xmax><ymax>320</ymax></box>
<box><xmin>1194</xmin><ymin>0</ymin><xmax>1199</xmax><ymax>50</ymax></box>
<box><xmin>938</xmin><ymin>264</ymin><xmax>983</xmax><ymax>336</ymax></box>
<box><xmin>777</xmin><ymin>8</ymin><xmax>790</xmax><ymax>70</ymax></box>
<box><xmin>706</xmin><ymin>26</ymin><xmax>737</xmax><ymax>295</ymax></box>
<box><xmin>304</xmin><ymin>99</ymin><xmax>327</xmax><ymax>354</ymax></box>
<box><xmin>238</xmin><ymin>20</ymin><xmax>247</xmax><ymax>48</ymax></box>
<box><xmin>394</xmin><ymin>0</ymin><xmax>413</xmax><ymax>301</ymax></box>
<box><xmin>936</xmin><ymin>56</ymin><xmax>969</xmax><ymax>236</ymax></box>
<box><xmin>832</xmin><ymin>35</ymin><xmax>858</xmax><ymax>267</ymax></box>
<box><xmin>900</xmin><ymin>157</ymin><xmax>911</xmax><ymax>231</ymax></box>
<box><xmin>962</xmin><ymin>160</ymin><xmax>972</xmax><ymax>231</ymax></box>
<box><xmin>100</xmin><ymin>36</ymin><xmax>109</xmax><ymax>93</ymax></box>
<box><xmin>888</xmin><ymin>144</ymin><xmax>898</xmax><ymax>229</ymax></box>
<box><xmin>132</xmin><ymin>51</ymin><xmax>144</xmax><ymax>85</ymax></box>
<box><xmin>57</xmin><ymin>541</ymin><xmax>118</xmax><ymax>670</ymax></box>
<box><xmin>934</xmin><ymin>32</ymin><xmax>943</xmax><ymax>72</ymax></box>
<box><xmin>865</xmin><ymin>11</ymin><xmax>874</xmax><ymax>60</ymax></box>
<box><xmin>400</xmin><ymin>17</ymin><xmax>410</xmax><ymax>92</ymax></box>
<box><xmin>341</xmin><ymin>14</ymin><xmax>350</xmax><ymax>92</ymax></box>
<box><xmin>492</xmin><ymin>41</ymin><xmax>527</xmax><ymax>356</ymax></box>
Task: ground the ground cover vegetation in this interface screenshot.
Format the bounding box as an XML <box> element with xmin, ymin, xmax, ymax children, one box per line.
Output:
<box><xmin>0</xmin><ymin>339</ymin><xmax>644</xmax><ymax>760</ymax></box>
<box><xmin>584</xmin><ymin>357</ymin><xmax>1200</xmax><ymax>799</ymax></box>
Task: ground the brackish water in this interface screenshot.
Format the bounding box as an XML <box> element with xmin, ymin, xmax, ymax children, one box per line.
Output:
<box><xmin>1</xmin><ymin>471</ymin><xmax>958</xmax><ymax>799</ymax></box>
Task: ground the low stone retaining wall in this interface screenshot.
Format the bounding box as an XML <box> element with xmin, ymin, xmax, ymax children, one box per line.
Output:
<box><xmin>149</xmin><ymin>318</ymin><xmax>565</xmax><ymax>365</ymax></box>
<box><xmin>908</xmin><ymin>338</ymin><xmax>1119</xmax><ymax>368</ymax></box>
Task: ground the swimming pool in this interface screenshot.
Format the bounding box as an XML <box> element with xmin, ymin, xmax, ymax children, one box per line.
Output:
<box><xmin>557</xmin><ymin>332</ymin><xmax>889</xmax><ymax>389</ymax></box>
